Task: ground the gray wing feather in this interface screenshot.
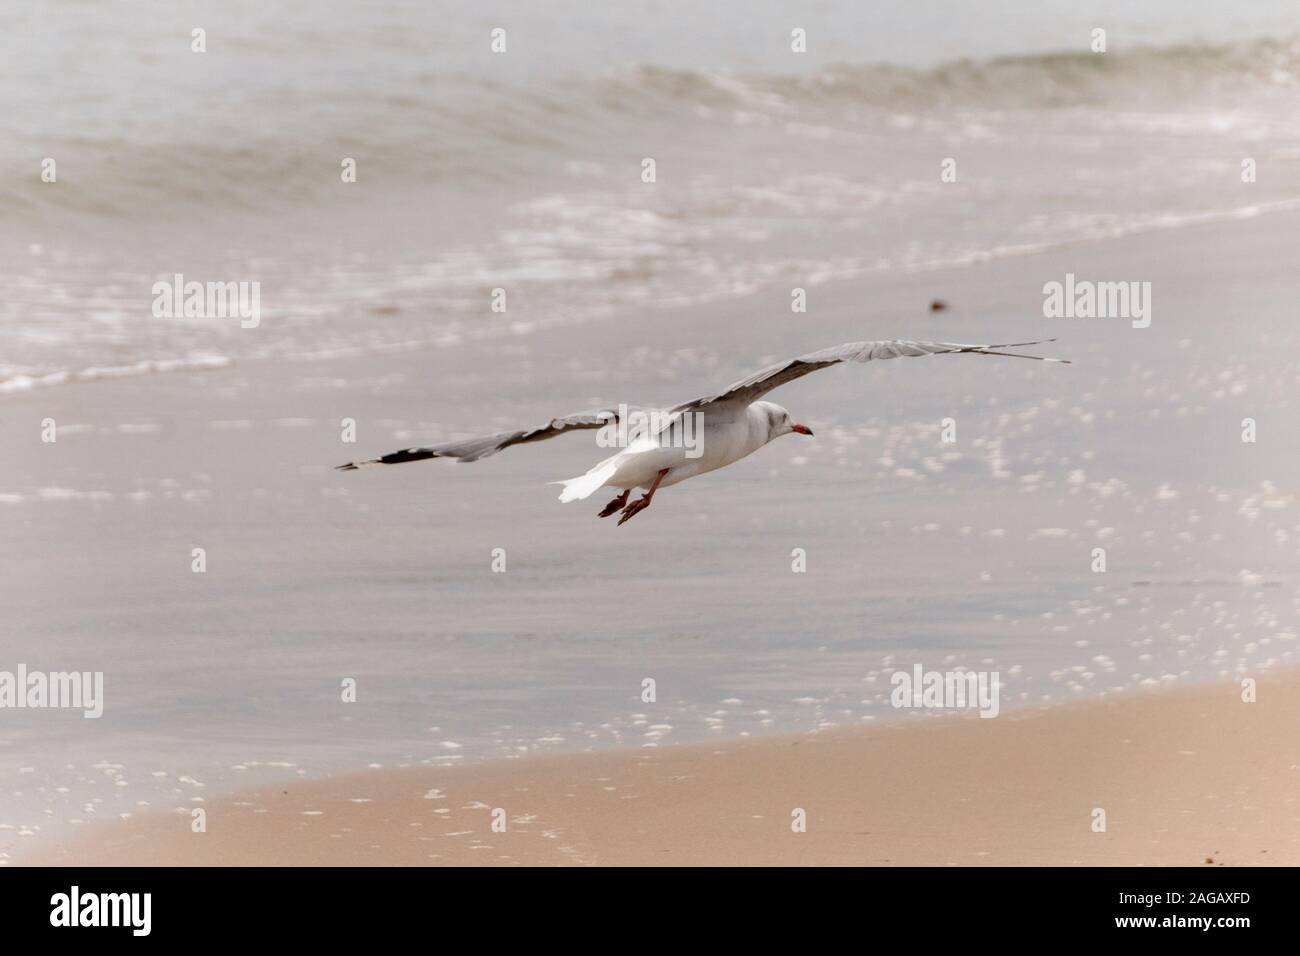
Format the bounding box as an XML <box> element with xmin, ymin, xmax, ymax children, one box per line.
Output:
<box><xmin>338</xmin><ymin>339</ymin><xmax>1066</xmax><ymax>470</ymax></box>
<box><xmin>336</xmin><ymin>407</ymin><xmax>634</xmax><ymax>470</ymax></box>
<box><xmin>672</xmin><ymin>338</ymin><xmax>1066</xmax><ymax>413</ymax></box>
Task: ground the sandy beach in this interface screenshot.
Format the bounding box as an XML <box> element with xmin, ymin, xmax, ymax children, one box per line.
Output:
<box><xmin>20</xmin><ymin>671</ymin><xmax>1299</xmax><ymax>866</ymax></box>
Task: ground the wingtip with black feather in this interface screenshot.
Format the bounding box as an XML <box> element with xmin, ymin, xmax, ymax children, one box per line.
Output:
<box><xmin>964</xmin><ymin>338</ymin><xmax>1070</xmax><ymax>364</ymax></box>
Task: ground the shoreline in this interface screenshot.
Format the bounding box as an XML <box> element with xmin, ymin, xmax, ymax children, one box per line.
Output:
<box><xmin>21</xmin><ymin>671</ymin><xmax>1300</xmax><ymax>866</ymax></box>
<box><xmin>8</xmin><ymin>193</ymin><xmax>1300</xmax><ymax>402</ymax></box>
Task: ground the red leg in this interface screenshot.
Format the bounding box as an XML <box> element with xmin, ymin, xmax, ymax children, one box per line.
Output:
<box><xmin>617</xmin><ymin>469</ymin><xmax>669</xmax><ymax>526</ymax></box>
<box><xmin>598</xmin><ymin>489</ymin><xmax>630</xmax><ymax>518</ymax></box>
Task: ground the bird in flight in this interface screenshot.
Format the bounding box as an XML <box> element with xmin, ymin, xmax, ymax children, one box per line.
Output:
<box><xmin>338</xmin><ymin>338</ymin><xmax>1066</xmax><ymax>525</ymax></box>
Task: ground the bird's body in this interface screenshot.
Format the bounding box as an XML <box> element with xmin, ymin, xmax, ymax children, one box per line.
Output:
<box><xmin>557</xmin><ymin>400</ymin><xmax>784</xmax><ymax>501</ymax></box>
<box><xmin>338</xmin><ymin>338</ymin><xmax>1067</xmax><ymax>525</ymax></box>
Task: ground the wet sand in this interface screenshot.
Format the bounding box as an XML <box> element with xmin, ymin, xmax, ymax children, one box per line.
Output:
<box><xmin>4</xmin><ymin>208</ymin><xmax>1299</xmax><ymax>864</ymax></box>
<box><xmin>22</xmin><ymin>671</ymin><xmax>1300</xmax><ymax>866</ymax></box>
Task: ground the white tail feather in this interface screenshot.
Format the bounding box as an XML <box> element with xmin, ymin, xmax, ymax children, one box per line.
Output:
<box><xmin>553</xmin><ymin>461</ymin><xmax>618</xmax><ymax>503</ymax></box>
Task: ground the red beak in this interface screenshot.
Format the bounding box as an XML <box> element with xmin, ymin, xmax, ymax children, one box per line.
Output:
<box><xmin>791</xmin><ymin>423</ymin><xmax>814</xmax><ymax>436</ymax></box>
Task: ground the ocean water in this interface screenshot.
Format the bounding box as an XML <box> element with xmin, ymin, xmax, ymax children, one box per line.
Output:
<box><xmin>2</xmin><ymin>2</ymin><xmax>1300</xmax><ymax>390</ymax></box>
<box><xmin>3</xmin><ymin>2</ymin><xmax>1300</xmax><ymax>854</ymax></box>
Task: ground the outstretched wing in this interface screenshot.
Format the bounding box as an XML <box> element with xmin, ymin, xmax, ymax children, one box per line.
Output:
<box><xmin>336</xmin><ymin>407</ymin><xmax>639</xmax><ymax>470</ymax></box>
<box><xmin>671</xmin><ymin>339</ymin><xmax>1067</xmax><ymax>413</ymax></box>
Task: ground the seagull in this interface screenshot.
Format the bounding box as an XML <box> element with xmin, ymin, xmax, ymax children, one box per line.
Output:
<box><xmin>337</xmin><ymin>338</ymin><xmax>1067</xmax><ymax>525</ymax></box>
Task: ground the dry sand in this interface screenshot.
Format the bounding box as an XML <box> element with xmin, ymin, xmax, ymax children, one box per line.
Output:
<box><xmin>23</xmin><ymin>672</ymin><xmax>1300</xmax><ymax>866</ymax></box>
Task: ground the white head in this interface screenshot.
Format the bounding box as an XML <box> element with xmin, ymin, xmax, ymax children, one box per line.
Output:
<box><xmin>753</xmin><ymin>400</ymin><xmax>814</xmax><ymax>443</ymax></box>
